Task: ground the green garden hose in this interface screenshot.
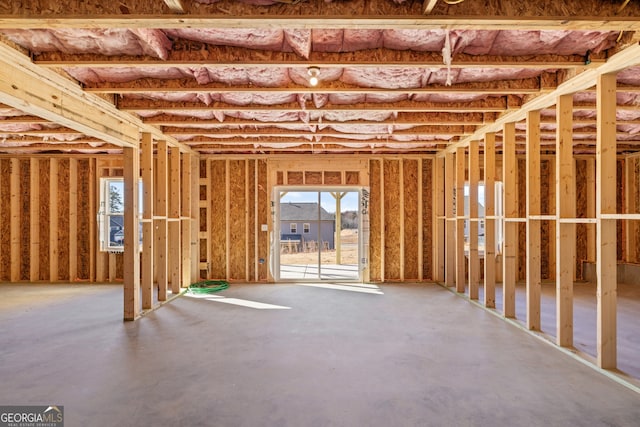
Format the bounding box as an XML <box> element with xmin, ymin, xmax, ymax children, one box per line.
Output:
<box><xmin>188</xmin><ymin>280</ymin><xmax>229</xmax><ymax>294</ymax></box>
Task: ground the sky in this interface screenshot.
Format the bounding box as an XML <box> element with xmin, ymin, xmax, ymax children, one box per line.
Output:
<box><xmin>280</xmin><ymin>191</ymin><xmax>359</xmax><ymax>213</ymax></box>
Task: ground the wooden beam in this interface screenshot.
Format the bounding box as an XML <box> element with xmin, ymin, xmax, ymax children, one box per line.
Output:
<box><xmin>156</xmin><ymin>140</ymin><xmax>169</xmax><ymax>301</ymax></box>
<box><xmin>526</xmin><ymin>110</ymin><xmax>542</xmax><ymax>331</ymax></box>
<box><xmin>141</xmin><ymin>132</ymin><xmax>154</xmax><ymax>310</ymax></box>
<box><xmin>596</xmin><ymin>72</ymin><xmax>618</xmax><ymax>369</ymax></box>
<box><xmin>29</xmin><ymin>158</ymin><xmax>39</xmax><ymax>281</ymax></box>
<box><xmin>445</xmin><ymin>152</ymin><xmax>455</xmax><ymax>287</ymax></box>
<box><xmin>225</xmin><ymin>159</ymin><xmax>230</xmax><ymax>280</ymax></box>
<box><xmin>191</xmin><ymin>155</ymin><xmax>200</xmax><ymax>282</ymax></box>
<box><xmin>36</xmin><ymin>49</ymin><xmax>602</xmax><ymax>70</ymax></box>
<box><xmin>468</xmin><ymin>140</ymin><xmax>480</xmax><ymax>300</ymax></box>
<box><xmin>423</xmin><ymin>0</ymin><xmax>439</xmax><ymax>14</ymax></box>
<box><xmin>380</xmin><ymin>159</ymin><xmax>385</xmax><ymax>282</ymax></box>
<box><xmin>169</xmin><ymin>146</ymin><xmax>181</xmax><ymax>293</ymax></box>
<box><xmin>163</xmin><ymin>0</ymin><xmax>184</xmax><ymax>13</ymax></box>
<box><xmin>123</xmin><ymin>145</ymin><xmax>141</xmax><ymax>321</ymax></box>
<box><xmin>9</xmin><ymin>158</ymin><xmax>19</xmax><ymax>282</ymax></box>
<box><xmin>586</xmin><ymin>158</ymin><xmax>597</xmax><ymax>262</ymax></box>
<box><xmin>556</xmin><ymin>93</ymin><xmax>576</xmax><ymax>347</ymax></box>
<box><xmin>0</xmin><ymin>41</ymin><xmax>196</xmax><ymax>155</ymax></box>
<box><xmin>625</xmin><ymin>156</ymin><xmax>638</xmax><ymax>263</ymax></box>
<box><xmin>484</xmin><ymin>132</ymin><xmax>496</xmax><ymax>309</ymax></box>
<box><xmin>85</xmin><ymin>77</ymin><xmax>543</xmax><ymax>95</ymax></box>
<box><xmin>417</xmin><ymin>158</ymin><xmax>424</xmax><ymax>281</ymax></box>
<box><xmin>455</xmin><ymin>147</ymin><xmax>466</xmax><ymax>294</ymax></box>
<box><xmin>400</xmin><ymin>161</ymin><xmax>405</xmax><ymax>282</ymax></box>
<box><xmin>444</xmin><ymin>41</ymin><xmax>640</xmax><ymax>155</ymax></box>
<box><xmin>502</xmin><ymin>122</ymin><xmax>517</xmax><ymax>318</ymax></box>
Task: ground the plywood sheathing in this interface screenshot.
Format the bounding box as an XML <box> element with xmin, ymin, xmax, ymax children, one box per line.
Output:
<box><xmin>403</xmin><ymin>159</ymin><xmax>419</xmax><ymax>280</ymax></box>
<box><xmin>634</xmin><ymin>157</ymin><xmax>640</xmax><ymax>263</ymax></box>
<box><xmin>210</xmin><ymin>160</ymin><xmax>226</xmax><ymax>279</ymax></box>
<box><xmin>229</xmin><ymin>159</ymin><xmax>246</xmax><ymax>280</ymax></box>
<box><xmin>422</xmin><ymin>159</ymin><xmax>433</xmax><ymax>281</ymax></box>
<box><xmin>383</xmin><ymin>159</ymin><xmax>401</xmax><ymax>280</ymax></box>
<box><xmin>369</xmin><ymin>159</ymin><xmax>382</xmax><ymax>282</ymax></box>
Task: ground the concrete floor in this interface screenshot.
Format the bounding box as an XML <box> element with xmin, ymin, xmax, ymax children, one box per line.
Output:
<box><xmin>1</xmin><ymin>283</ymin><xmax>639</xmax><ymax>427</ymax></box>
<box><xmin>280</xmin><ymin>263</ymin><xmax>359</xmax><ymax>280</ymax></box>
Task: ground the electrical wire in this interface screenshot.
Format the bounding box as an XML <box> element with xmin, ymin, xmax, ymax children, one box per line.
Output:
<box><xmin>188</xmin><ymin>280</ymin><xmax>230</xmax><ymax>294</ymax></box>
<box><xmin>443</xmin><ymin>0</ymin><xmax>465</xmax><ymax>5</ymax></box>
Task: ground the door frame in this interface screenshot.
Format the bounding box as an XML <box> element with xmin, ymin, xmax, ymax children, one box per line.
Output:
<box><xmin>272</xmin><ymin>185</ymin><xmax>369</xmax><ymax>282</ymax></box>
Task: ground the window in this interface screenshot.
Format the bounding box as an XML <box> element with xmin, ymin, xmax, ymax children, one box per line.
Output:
<box><xmin>462</xmin><ymin>182</ymin><xmax>504</xmax><ymax>254</ymax></box>
<box><xmin>290</xmin><ymin>223</ymin><xmax>297</xmax><ymax>233</ymax></box>
<box><xmin>98</xmin><ymin>178</ymin><xmax>142</xmax><ymax>252</ymax></box>
<box><xmin>303</xmin><ymin>223</ymin><xmax>310</xmax><ymax>233</ymax></box>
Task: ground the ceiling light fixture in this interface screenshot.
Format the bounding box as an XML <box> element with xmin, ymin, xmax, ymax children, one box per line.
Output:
<box><xmin>308</xmin><ymin>66</ymin><xmax>320</xmax><ymax>87</ymax></box>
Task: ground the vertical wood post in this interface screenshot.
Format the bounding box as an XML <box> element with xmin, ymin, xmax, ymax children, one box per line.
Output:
<box><xmin>10</xmin><ymin>159</ymin><xmax>20</xmax><ymax>282</ymax></box>
<box><xmin>556</xmin><ymin>94</ymin><xmax>576</xmax><ymax>347</ymax></box>
<box><xmin>69</xmin><ymin>159</ymin><xmax>78</xmax><ymax>281</ymax></box>
<box><xmin>484</xmin><ymin>132</ymin><xmax>496</xmax><ymax>308</ymax></box>
<box><xmin>502</xmin><ymin>122</ymin><xmax>517</xmax><ymax>318</ymax></box>
<box><xmin>123</xmin><ymin>146</ymin><xmax>141</xmax><ymax>321</ymax></box>
<box><xmin>156</xmin><ymin>141</ymin><xmax>169</xmax><ymax>301</ymax></box>
<box><xmin>191</xmin><ymin>156</ymin><xmax>200</xmax><ymax>281</ymax></box>
<box><xmin>445</xmin><ymin>152</ymin><xmax>455</xmax><ymax>287</ymax></box>
<box><xmin>625</xmin><ymin>157</ymin><xmax>638</xmax><ymax>262</ymax></box>
<box><xmin>586</xmin><ymin>158</ymin><xmax>597</xmax><ymax>263</ymax></box>
<box><xmin>434</xmin><ymin>156</ymin><xmax>446</xmax><ymax>282</ymax></box>
<box><xmin>141</xmin><ymin>133</ymin><xmax>154</xmax><ymax>309</ymax></box>
<box><xmin>418</xmin><ymin>158</ymin><xmax>424</xmax><ymax>280</ymax></box>
<box><xmin>49</xmin><ymin>158</ymin><xmax>59</xmax><ymax>282</ymax></box>
<box><xmin>399</xmin><ymin>160</ymin><xmax>405</xmax><ymax>281</ymax></box>
<box><xmin>169</xmin><ymin>147</ymin><xmax>181</xmax><ymax>293</ymax></box>
<box><xmin>455</xmin><ymin>147</ymin><xmax>466</xmax><ymax>293</ymax></box>
<box><xmin>181</xmin><ymin>152</ymin><xmax>192</xmax><ymax>287</ymax></box>
<box><xmin>468</xmin><ymin>140</ymin><xmax>480</xmax><ymax>300</ymax></box>
<box><xmin>526</xmin><ymin>109</ymin><xmax>542</xmax><ymax>331</ymax></box>
<box><xmin>596</xmin><ymin>72</ymin><xmax>618</xmax><ymax>369</ymax></box>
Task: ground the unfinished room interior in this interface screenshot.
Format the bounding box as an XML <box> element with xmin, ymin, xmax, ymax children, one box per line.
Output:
<box><xmin>1</xmin><ymin>0</ymin><xmax>640</xmax><ymax>425</ymax></box>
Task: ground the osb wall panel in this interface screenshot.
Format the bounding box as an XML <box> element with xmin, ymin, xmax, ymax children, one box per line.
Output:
<box><xmin>77</xmin><ymin>159</ymin><xmax>91</xmax><ymax>280</ymax></box>
<box><xmin>39</xmin><ymin>160</ymin><xmax>50</xmax><ymax>281</ymax></box>
<box><xmin>287</xmin><ymin>171</ymin><xmax>303</xmax><ymax>185</ymax></box>
<box><xmin>346</xmin><ymin>171</ymin><xmax>359</xmax><ymax>185</ymax></box>
<box><xmin>0</xmin><ymin>160</ymin><xmax>10</xmax><ymax>281</ymax></box>
<box><xmin>257</xmin><ymin>160</ymin><xmax>268</xmax><ymax>281</ymax></box>
<box><xmin>19</xmin><ymin>160</ymin><xmax>30</xmax><ymax>280</ymax></box>
<box><xmin>369</xmin><ymin>159</ymin><xmax>382</xmax><ymax>281</ymax></box>
<box><xmin>229</xmin><ymin>159</ymin><xmax>246</xmax><ymax>280</ymax></box>
<box><xmin>575</xmin><ymin>159</ymin><xmax>588</xmax><ymax>279</ymax></box>
<box><xmin>58</xmin><ymin>159</ymin><xmax>71</xmax><ymax>280</ymax></box>
<box><xmin>210</xmin><ymin>160</ymin><xmax>227</xmax><ymax>279</ymax></box>
<box><xmin>518</xmin><ymin>158</ymin><xmax>526</xmax><ymax>281</ymax></box>
<box><xmin>540</xmin><ymin>159</ymin><xmax>550</xmax><ymax>280</ymax></box>
<box><xmin>635</xmin><ymin>158</ymin><xmax>640</xmax><ymax>263</ymax></box>
<box><xmin>305</xmin><ymin>171</ymin><xmax>322</xmax><ymax>185</ymax></box>
<box><xmin>248</xmin><ymin>160</ymin><xmax>256</xmax><ymax>281</ymax></box>
<box><xmin>324</xmin><ymin>171</ymin><xmax>342</xmax><ymax>185</ymax></box>
<box><xmin>422</xmin><ymin>159</ymin><xmax>433</xmax><ymax>281</ymax></box>
<box><xmin>617</xmin><ymin>159</ymin><xmax>624</xmax><ymax>261</ymax></box>
<box><xmin>403</xmin><ymin>159</ymin><xmax>419</xmax><ymax>280</ymax></box>
<box><xmin>383</xmin><ymin>159</ymin><xmax>401</xmax><ymax>280</ymax></box>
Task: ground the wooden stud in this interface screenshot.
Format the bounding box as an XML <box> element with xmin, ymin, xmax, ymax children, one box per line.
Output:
<box><xmin>556</xmin><ymin>93</ymin><xmax>576</xmax><ymax>347</ymax></box>
<box><xmin>434</xmin><ymin>156</ymin><xmax>446</xmax><ymax>282</ymax></box>
<box><xmin>141</xmin><ymin>132</ymin><xmax>154</xmax><ymax>309</ymax></box>
<box><xmin>49</xmin><ymin>158</ymin><xmax>59</xmax><ymax>282</ymax></box>
<box><xmin>526</xmin><ymin>109</ymin><xmax>542</xmax><ymax>331</ymax></box>
<box><xmin>468</xmin><ymin>140</ymin><xmax>480</xmax><ymax>300</ymax></box>
<box><xmin>10</xmin><ymin>159</ymin><xmax>20</xmax><ymax>282</ymax></box>
<box><xmin>181</xmin><ymin>152</ymin><xmax>192</xmax><ymax>287</ymax></box>
<box><xmin>89</xmin><ymin>158</ymin><xmax>96</xmax><ymax>281</ymax></box>
<box><xmin>29</xmin><ymin>158</ymin><xmax>40</xmax><ymax>282</ymax></box>
<box><xmin>69</xmin><ymin>158</ymin><xmax>78</xmax><ymax>281</ymax></box>
<box><xmin>156</xmin><ymin>140</ymin><xmax>168</xmax><ymax>301</ymax></box>
<box><xmin>225</xmin><ymin>159</ymin><xmax>231</xmax><ymax>280</ymax></box>
<box><xmin>254</xmin><ymin>160</ymin><xmax>259</xmax><ymax>281</ymax></box>
<box><xmin>191</xmin><ymin>156</ymin><xmax>199</xmax><ymax>281</ymax></box>
<box><xmin>586</xmin><ymin>158</ymin><xmax>596</xmax><ymax>262</ymax></box>
<box><xmin>596</xmin><ymin>72</ymin><xmax>618</xmax><ymax>369</ymax></box>
<box><xmin>502</xmin><ymin>122</ymin><xmax>517</xmax><ymax>318</ymax></box>
<box><xmin>169</xmin><ymin>146</ymin><xmax>181</xmax><ymax>293</ymax></box>
<box><xmin>484</xmin><ymin>132</ymin><xmax>496</xmax><ymax>308</ymax></box>
<box><xmin>245</xmin><ymin>159</ymin><xmax>250</xmax><ymax>281</ymax></box>
<box><xmin>399</xmin><ymin>159</ymin><xmax>405</xmax><ymax>281</ymax></box>
<box><xmin>418</xmin><ymin>158</ymin><xmax>424</xmax><ymax>281</ymax></box>
<box><xmin>625</xmin><ymin>157</ymin><xmax>637</xmax><ymax>262</ymax></box>
<box><xmin>95</xmin><ymin>164</ymin><xmax>106</xmax><ymax>282</ymax></box>
<box><xmin>380</xmin><ymin>159</ymin><xmax>385</xmax><ymax>282</ymax></box>
<box><xmin>123</xmin><ymin>146</ymin><xmax>141</xmax><ymax>321</ymax></box>
<box><xmin>548</xmin><ymin>156</ymin><xmax>556</xmax><ymax>280</ymax></box>
<box><xmin>206</xmin><ymin>159</ymin><xmax>213</xmax><ymax>279</ymax></box>
<box><xmin>456</xmin><ymin>147</ymin><xmax>466</xmax><ymax>293</ymax></box>
<box><xmin>445</xmin><ymin>152</ymin><xmax>455</xmax><ymax>287</ymax></box>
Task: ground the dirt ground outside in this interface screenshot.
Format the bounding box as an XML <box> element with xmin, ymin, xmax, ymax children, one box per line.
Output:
<box><xmin>280</xmin><ymin>229</ymin><xmax>359</xmax><ymax>265</ymax></box>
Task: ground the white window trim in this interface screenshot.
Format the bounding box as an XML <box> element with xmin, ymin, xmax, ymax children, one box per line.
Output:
<box><xmin>303</xmin><ymin>223</ymin><xmax>310</xmax><ymax>233</ymax></box>
<box><xmin>290</xmin><ymin>223</ymin><xmax>297</xmax><ymax>234</ymax></box>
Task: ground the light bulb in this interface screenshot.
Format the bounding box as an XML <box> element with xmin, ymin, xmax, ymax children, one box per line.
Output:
<box><xmin>307</xmin><ymin>66</ymin><xmax>320</xmax><ymax>87</ymax></box>
<box><xmin>309</xmin><ymin>76</ymin><xmax>319</xmax><ymax>86</ymax></box>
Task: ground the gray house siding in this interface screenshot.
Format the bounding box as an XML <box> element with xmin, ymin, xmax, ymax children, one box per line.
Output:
<box><xmin>280</xmin><ymin>203</ymin><xmax>335</xmax><ymax>249</ymax></box>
